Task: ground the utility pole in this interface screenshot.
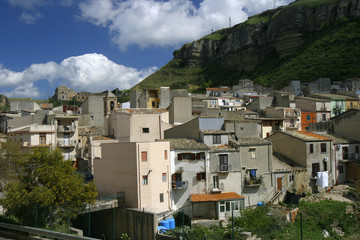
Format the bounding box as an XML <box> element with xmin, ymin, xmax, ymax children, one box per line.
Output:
<box><xmin>229</xmin><ymin>17</ymin><xmax>231</xmax><ymax>28</ymax></box>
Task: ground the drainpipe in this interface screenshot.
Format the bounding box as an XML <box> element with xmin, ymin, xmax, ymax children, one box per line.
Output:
<box><xmin>137</xmin><ymin>143</ymin><xmax>142</xmax><ymax>209</ymax></box>
<box><xmin>334</xmin><ymin>143</ymin><xmax>337</xmax><ymax>185</ymax></box>
<box><xmin>269</xmin><ymin>143</ymin><xmax>273</xmax><ymax>187</ymax></box>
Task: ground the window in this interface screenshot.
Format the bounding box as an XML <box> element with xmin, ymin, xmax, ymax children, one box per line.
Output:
<box><xmin>152</xmin><ymin>101</ymin><xmax>155</xmax><ymax>107</ymax></box>
<box><xmin>142</xmin><ymin>128</ymin><xmax>149</xmax><ymax>133</ymax></box>
<box><xmin>322</xmin><ymin>113</ymin><xmax>326</xmax><ymax>122</ymax></box>
<box><xmin>342</xmin><ymin>147</ymin><xmax>349</xmax><ymax>159</ymax></box>
<box><xmin>248</xmin><ymin>169</ymin><xmax>257</xmax><ymax>180</ymax></box>
<box><xmin>219</xmin><ymin>155</ymin><xmax>229</xmax><ymax>171</ymax></box>
<box><xmin>213</xmin><ymin>135</ymin><xmax>221</xmax><ymax>144</ymax></box>
<box><xmin>196</xmin><ymin>152</ymin><xmax>205</xmax><ymax>160</ymax></box>
<box><xmin>249</xmin><ymin>148</ymin><xmax>256</xmax><ymax>159</ymax></box>
<box><xmin>321</xmin><ymin>143</ymin><xmax>327</xmax><ymax>153</ymax></box>
<box><xmin>306</xmin><ymin>115</ymin><xmax>310</xmax><ymax>121</ymax></box>
<box><xmin>312</xmin><ymin>163</ymin><xmax>320</xmax><ymax>178</ymax></box>
<box><xmin>324</xmin><ymin>161</ymin><xmax>327</xmax><ymax>171</ymax></box>
<box><xmin>289</xmin><ymin>175</ymin><xmax>294</xmax><ymax>182</ymax></box>
<box><xmin>39</xmin><ymin>134</ymin><xmax>46</xmax><ymax>145</ymax></box>
<box><xmin>213</xmin><ymin>176</ymin><xmax>219</xmax><ymax>189</ymax></box>
<box><xmin>160</xmin><ymin>193</ymin><xmax>164</xmax><ymax>203</ymax></box>
<box><xmin>141</xmin><ymin>151</ymin><xmax>147</xmax><ymax>162</ymax></box>
<box><xmin>142</xmin><ymin>175</ymin><xmax>148</xmax><ymax>185</ymax></box>
<box><xmin>177</xmin><ymin>153</ymin><xmax>195</xmax><ymax>160</ymax></box>
<box><xmin>356</xmin><ymin>146</ymin><xmax>359</xmax><ymax>154</ymax></box>
<box><xmin>164</xmin><ymin>150</ymin><xmax>168</xmax><ymax>160</ymax></box>
<box><xmin>310</xmin><ymin>144</ymin><xmax>314</xmax><ymax>154</ymax></box>
<box><xmin>162</xmin><ymin>173</ymin><xmax>167</xmax><ymax>182</ymax></box>
<box><xmin>338</xmin><ymin>166</ymin><xmax>344</xmax><ymax>174</ymax></box>
<box><xmin>196</xmin><ymin>172</ymin><xmax>206</xmax><ymax>180</ymax></box>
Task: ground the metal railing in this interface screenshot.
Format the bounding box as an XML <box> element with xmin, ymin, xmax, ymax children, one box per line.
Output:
<box><xmin>172</xmin><ymin>180</ymin><xmax>188</xmax><ymax>190</ymax></box>
<box><xmin>58</xmin><ymin>140</ymin><xmax>76</xmax><ymax>147</ymax></box>
<box><xmin>58</xmin><ymin>125</ymin><xmax>76</xmax><ymax>132</ymax></box>
<box><xmin>218</xmin><ymin>164</ymin><xmax>232</xmax><ymax>172</ymax></box>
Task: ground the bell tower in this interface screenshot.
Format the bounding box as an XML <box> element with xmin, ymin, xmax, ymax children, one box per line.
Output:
<box><xmin>103</xmin><ymin>91</ymin><xmax>118</xmax><ymax>116</ymax></box>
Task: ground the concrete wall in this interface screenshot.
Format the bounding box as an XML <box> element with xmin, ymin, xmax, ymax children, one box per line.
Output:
<box><xmin>333</xmin><ymin>110</ymin><xmax>360</xmax><ymax>141</ymax></box>
<box><xmin>94</xmin><ymin>142</ymin><xmax>139</xmax><ymax>208</ymax></box>
<box><xmin>77</xmin><ymin>206</ymin><xmax>157</xmax><ymax>240</ymax></box>
<box><xmin>165</xmin><ymin>117</ymin><xmax>200</xmax><ymax>141</ymax></box>
<box><xmin>168</xmin><ymin>97</ymin><xmax>192</xmax><ymax>124</ymax></box>
<box><xmin>81</xmin><ymin>96</ymin><xmax>105</xmax><ymax>133</ymax></box>
<box><xmin>170</xmin><ymin>150</ymin><xmax>208</xmax><ymax>216</ymax></box>
<box><xmin>201</xmin><ymin>134</ymin><xmax>228</xmax><ymax>146</ymax></box>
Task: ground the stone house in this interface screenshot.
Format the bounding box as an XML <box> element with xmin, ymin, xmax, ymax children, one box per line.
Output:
<box><xmin>167</xmin><ymin>96</ymin><xmax>193</xmax><ymax>125</ymax></box>
<box><xmin>106</xmin><ymin>108</ymin><xmax>172</xmax><ymax>142</ymax></box>
<box><xmin>155</xmin><ymin>138</ymin><xmax>209</xmax><ymax>217</ymax></box>
<box><xmin>266</xmin><ymin>131</ymin><xmax>334</xmax><ymax>193</ymax></box>
<box><xmin>93</xmin><ymin>141</ymin><xmax>171</xmax><ymax>214</ymax></box>
<box><xmin>54</xmin><ymin>85</ymin><xmax>75</xmax><ymax>101</ymax></box>
<box><xmin>230</xmin><ymin>138</ymin><xmax>274</xmax><ymax>206</ymax></box>
<box><xmin>265</xmin><ymin>107</ymin><xmax>301</xmax><ymax>131</ymax></box>
<box><xmin>317</xmin><ymin>133</ymin><xmax>360</xmax><ymax>184</ymax></box>
<box><xmin>295</xmin><ymin>96</ymin><xmax>331</xmax><ymax>122</ymax></box>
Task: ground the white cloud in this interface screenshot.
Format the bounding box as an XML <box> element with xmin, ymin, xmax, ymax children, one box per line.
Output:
<box><xmin>1</xmin><ymin>83</ymin><xmax>40</xmax><ymax>98</ymax></box>
<box><xmin>19</xmin><ymin>12</ymin><xmax>43</xmax><ymax>24</ymax></box>
<box><xmin>79</xmin><ymin>0</ymin><xmax>294</xmax><ymax>50</ymax></box>
<box><xmin>0</xmin><ymin>53</ymin><xmax>157</xmax><ymax>98</ymax></box>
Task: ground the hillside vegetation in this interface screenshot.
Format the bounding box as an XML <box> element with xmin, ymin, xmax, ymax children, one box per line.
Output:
<box><xmin>136</xmin><ymin>0</ymin><xmax>360</xmax><ymax>92</ymax></box>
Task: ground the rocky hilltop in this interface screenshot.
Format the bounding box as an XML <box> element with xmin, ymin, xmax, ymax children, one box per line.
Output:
<box><xmin>175</xmin><ymin>0</ymin><xmax>360</xmax><ymax>70</ymax></box>
<box><xmin>138</xmin><ymin>0</ymin><xmax>360</xmax><ymax>90</ymax></box>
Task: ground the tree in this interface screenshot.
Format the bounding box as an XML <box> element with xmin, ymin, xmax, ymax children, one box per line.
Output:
<box><xmin>0</xmin><ymin>147</ymin><xmax>97</xmax><ymax>228</ymax></box>
<box><xmin>0</xmin><ymin>138</ymin><xmax>24</xmax><ymax>183</ymax></box>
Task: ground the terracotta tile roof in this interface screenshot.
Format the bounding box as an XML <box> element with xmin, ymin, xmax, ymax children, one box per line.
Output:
<box><xmin>191</xmin><ymin>192</ymin><xmax>244</xmax><ymax>203</ymax></box>
<box><xmin>156</xmin><ymin>138</ymin><xmax>208</xmax><ymax>150</ymax></box>
<box><xmin>297</xmin><ymin>131</ymin><xmax>331</xmax><ymax>141</ymax></box>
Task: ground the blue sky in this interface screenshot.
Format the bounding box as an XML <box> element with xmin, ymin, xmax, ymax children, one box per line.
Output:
<box><xmin>0</xmin><ymin>0</ymin><xmax>293</xmax><ymax>99</ymax></box>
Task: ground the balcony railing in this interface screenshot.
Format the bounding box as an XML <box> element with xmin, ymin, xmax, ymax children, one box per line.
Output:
<box><xmin>285</xmin><ymin>112</ymin><xmax>300</xmax><ymax>117</ymax></box>
<box><xmin>57</xmin><ymin>125</ymin><xmax>76</xmax><ymax>132</ymax></box>
<box><xmin>63</xmin><ymin>153</ymin><xmax>76</xmax><ymax>161</ymax></box>
<box><xmin>244</xmin><ymin>177</ymin><xmax>262</xmax><ymax>187</ymax></box>
<box><xmin>172</xmin><ymin>180</ymin><xmax>188</xmax><ymax>190</ymax></box>
<box><xmin>218</xmin><ymin>164</ymin><xmax>232</xmax><ymax>172</ymax></box>
<box><xmin>319</xmin><ymin>107</ymin><xmax>329</xmax><ymax>111</ymax></box>
<box><xmin>349</xmin><ymin>153</ymin><xmax>359</xmax><ymax>161</ymax></box>
<box><xmin>57</xmin><ymin>140</ymin><xmax>76</xmax><ymax>147</ymax></box>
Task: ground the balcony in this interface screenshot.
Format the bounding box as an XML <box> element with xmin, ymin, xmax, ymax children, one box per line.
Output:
<box><xmin>244</xmin><ymin>177</ymin><xmax>262</xmax><ymax>187</ymax></box>
<box><xmin>287</xmin><ymin>124</ymin><xmax>300</xmax><ymax>130</ymax></box>
<box><xmin>57</xmin><ymin>125</ymin><xmax>76</xmax><ymax>132</ymax></box>
<box><xmin>218</xmin><ymin>164</ymin><xmax>232</xmax><ymax>172</ymax></box>
<box><xmin>172</xmin><ymin>180</ymin><xmax>188</xmax><ymax>190</ymax></box>
<box><xmin>57</xmin><ymin>140</ymin><xmax>76</xmax><ymax>147</ymax></box>
<box><xmin>319</xmin><ymin>107</ymin><xmax>329</xmax><ymax>111</ymax></box>
<box><xmin>349</xmin><ymin>153</ymin><xmax>359</xmax><ymax>161</ymax></box>
<box><xmin>285</xmin><ymin>112</ymin><xmax>300</xmax><ymax>118</ymax></box>
<box><xmin>63</xmin><ymin>153</ymin><xmax>76</xmax><ymax>161</ymax></box>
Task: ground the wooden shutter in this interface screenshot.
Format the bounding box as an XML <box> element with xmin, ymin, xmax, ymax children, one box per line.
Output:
<box><xmin>196</xmin><ymin>153</ymin><xmax>201</xmax><ymax>159</ymax></box>
<box><xmin>191</xmin><ymin>153</ymin><xmax>196</xmax><ymax>160</ymax></box>
<box><xmin>177</xmin><ymin>153</ymin><xmax>182</xmax><ymax>160</ymax></box>
<box><xmin>196</xmin><ymin>173</ymin><xmax>201</xmax><ymax>181</ymax></box>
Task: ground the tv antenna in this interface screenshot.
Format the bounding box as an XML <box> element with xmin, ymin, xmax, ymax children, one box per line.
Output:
<box><xmin>229</xmin><ymin>17</ymin><xmax>231</xmax><ymax>27</ymax></box>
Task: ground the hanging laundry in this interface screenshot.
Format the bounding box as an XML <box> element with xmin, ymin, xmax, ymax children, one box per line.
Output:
<box><xmin>316</xmin><ymin>171</ymin><xmax>329</xmax><ymax>187</ymax></box>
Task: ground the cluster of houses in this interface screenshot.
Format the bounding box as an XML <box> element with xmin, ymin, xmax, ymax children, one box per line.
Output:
<box><xmin>1</xmin><ymin>77</ymin><xmax>360</xmax><ymax>222</ymax></box>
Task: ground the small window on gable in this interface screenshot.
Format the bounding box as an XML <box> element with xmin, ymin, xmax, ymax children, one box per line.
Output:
<box><xmin>164</xmin><ymin>150</ymin><xmax>168</xmax><ymax>160</ymax></box>
<box><xmin>321</xmin><ymin>143</ymin><xmax>327</xmax><ymax>153</ymax></box>
<box><xmin>213</xmin><ymin>135</ymin><xmax>221</xmax><ymax>144</ymax></box>
<box><xmin>162</xmin><ymin>173</ymin><xmax>167</xmax><ymax>182</ymax></box>
<box><xmin>196</xmin><ymin>172</ymin><xmax>206</xmax><ymax>181</ymax></box>
<box><xmin>249</xmin><ymin>148</ymin><xmax>256</xmax><ymax>159</ymax></box>
<box><xmin>142</xmin><ymin>128</ymin><xmax>149</xmax><ymax>133</ymax></box>
<box><xmin>142</xmin><ymin>175</ymin><xmax>148</xmax><ymax>185</ymax></box>
<box><xmin>141</xmin><ymin>151</ymin><xmax>147</xmax><ymax>162</ymax></box>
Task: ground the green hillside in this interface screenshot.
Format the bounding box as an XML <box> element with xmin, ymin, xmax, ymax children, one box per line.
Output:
<box><xmin>136</xmin><ymin>16</ymin><xmax>360</xmax><ymax>92</ymax></box>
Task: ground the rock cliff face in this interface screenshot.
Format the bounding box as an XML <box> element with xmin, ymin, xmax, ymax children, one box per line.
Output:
<box><xmin>174</xmin><ymin>0</ymin><xmax>360</xmax><ymax>71</ymax></box>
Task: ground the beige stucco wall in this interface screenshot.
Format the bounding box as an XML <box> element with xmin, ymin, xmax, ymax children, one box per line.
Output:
<box><xmin>94</xmin><ymin>141</ymin><xmax>171</xmax><ymax>213</ymax></box>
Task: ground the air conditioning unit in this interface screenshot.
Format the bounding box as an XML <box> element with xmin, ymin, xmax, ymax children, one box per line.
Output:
<box><xmin>324</xmin><ymin>157</ymin><xmax>329</xmax><ymax>162</ymax></box>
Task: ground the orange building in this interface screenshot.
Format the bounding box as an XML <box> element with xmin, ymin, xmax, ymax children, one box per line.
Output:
<box><xmin>301</xmin><ymin>112</ymin><xmax>317</xmax><ymax>130</ymax></box>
